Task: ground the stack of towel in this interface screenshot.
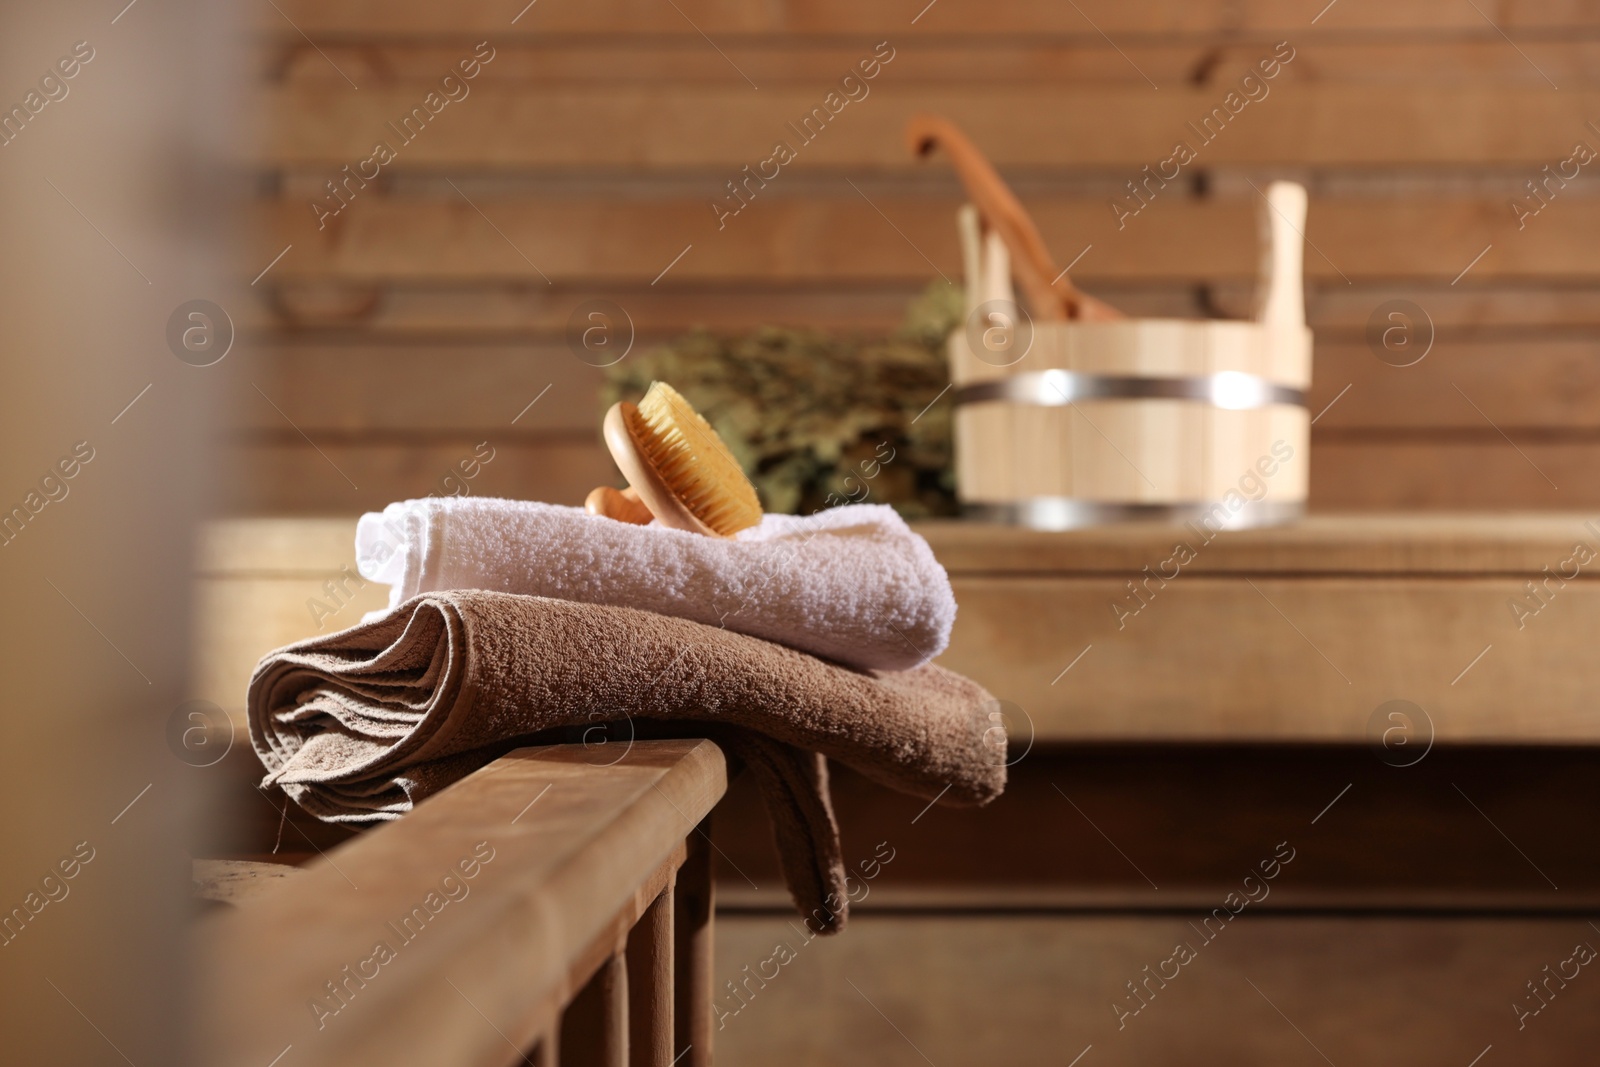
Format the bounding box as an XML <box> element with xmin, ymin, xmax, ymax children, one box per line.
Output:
<box><xmin>248</xmin><ymin>499</ymin><xmax>1006</xmax><ymax>931</ymax></box>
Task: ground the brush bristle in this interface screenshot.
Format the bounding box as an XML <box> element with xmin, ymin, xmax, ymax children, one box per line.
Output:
<box><xmin>629</xmin><ymin>381</ymin><xmax>763</xmax><ymax>536</ymax></box>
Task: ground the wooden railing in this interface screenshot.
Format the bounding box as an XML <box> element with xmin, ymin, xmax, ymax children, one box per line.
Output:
<box><xmin>198</xmin><ymin>739</ymin><xmax>728</xmax><ymax>1067</ymax></box>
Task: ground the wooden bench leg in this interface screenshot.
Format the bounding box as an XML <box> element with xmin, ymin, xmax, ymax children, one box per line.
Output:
<box><xmin>628</xmin><ymin>886</ymin><xmax>674</xmax><ymax>1067</ymax></box>
<box><xmin>562</xmin><ymin>952</ymin><xmax>628</xmax><ymax>1067</ymax></box>
<box><xmin>533</xmin><ymin>1028</ymin><xmax>560</xmax><ymax>1067</ymax></box>
<box><xmin>674</xmin><ymin>820</ymin><xmax>714</xmax><ymax>1067</ymax></box>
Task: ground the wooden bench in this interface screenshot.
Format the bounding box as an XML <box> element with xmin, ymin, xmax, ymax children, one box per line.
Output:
<box><xmin>192</xmin><ymin>515</ymin><xmax>1600</xmax><ymax>1063</ymax></box>
<box><xmin>196</xmin><ymin>512</ymin><xmax>1600</xmax><ymax>743</ymax></box>
<box><xmin>197</xmin><ymin>739</ymin><xmax>727</xmax><ymax>1067</ymax></box>
<box><xmin>926</xmin><ymin>512</ymin><xmax>1600</xmax><ymax>742</ymax></box>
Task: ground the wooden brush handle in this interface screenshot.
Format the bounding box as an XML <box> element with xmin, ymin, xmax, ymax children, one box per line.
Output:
<box><xmin>908</xmin><ymin>114</ymin><xmax>1121</xmax><ymax>322</ymax></box>
<box><xmin>584</xmin><ymin>485</ymin><xmax>654</xmax><ymax>525</ymax></box>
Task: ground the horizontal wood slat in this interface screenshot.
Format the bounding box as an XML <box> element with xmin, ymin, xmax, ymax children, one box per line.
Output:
<box><xmin>1311</xmin><ymin>439</ymin><xmax>1579</xmax><ymax>509</ymax></box>
<box><xmin>242</xmin><ymin>342</ymin><xmax>605</xmax><ymax>433</ymax></box>
<box><xmin>257</xmin><ymin>85</ymin><xmax>1600</xmax><ymax>169</ymax></box>
<box><xmin>920</xmin><ymin>514</ymin><xmax>1600</xmax><ymax>576</ymax></box>
<box><xmin>1231</xmin><ymin>284</ymin><xmax>1600</xmax><ymax>331</ymax></box>
<box><xmin>940</xmin><ymin>574</ymin><xmax>1600</xmax><ymax>742</ymax></box>
<box><xmin>712</xmin><ymin>748</ymin><xmax>1600</xmax><ymax>908</ymax></box>
<box><xmin>216</xmin><ymin>438</ymin><xmax>1600</xmax><ymax>517</ymax></box>
<box><xmin>248</xmin><ymin>338</ymin><xmax>1600</xmax><ymax>435</ymax></box>
<box><xmin>222</xmin><ymin>438</ymin><xmax>612</xmax><ymax>514</ymax></box>
<box><xmin>238</xmin><ymin>283</ymin><xmax>1600</xmax><ymax>335</ymax></box>
<box><xmin>255</xmin><ymin>196</ymin><xmax>1592</xmax><ymax>285</ymax></box>
<box><xmin>1309</xmin><ymin>339</ymin><xmax>1600</xmax><ymax>430</ymax></box>
<box><xmin>254</xmin><ymin>0</ymin><xmax>1600</xmax><ymax>36</ymax></box>
<box><xmin>713</xmin><ymin>914</ymin><xmax>1598</xmax><ymax>1066</ymax></box>
<box><xmin>270</xmin><ymin>40</ymin><xmax>1600</xmax><ymax>87</ymax></box>
<box><xmin>242</xmin><ymin>284</ymin><xmax>945</xmax><ymax>334</ymax></box>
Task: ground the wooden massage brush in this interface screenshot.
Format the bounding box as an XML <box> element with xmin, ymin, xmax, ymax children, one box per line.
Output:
<box><xmin>585</xmin><ymin>380</ymin><xmax>764</xmax><ymax>538</ymax></box>
<box><xmin>905</xmin><ymin>114</ymin><xmax>1122</xmax><ymax>322</ymax></box>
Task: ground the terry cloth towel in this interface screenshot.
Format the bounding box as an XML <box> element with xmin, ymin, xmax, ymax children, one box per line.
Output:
<box><xmin>353</xmin><ymin>498</ymin><xmax>956</xmax><ymax>672</ymax></box>
<box><xmin>249</xmin><ymin>591</ymin><xmax>1005</xmax><ymax>932</ymax></box>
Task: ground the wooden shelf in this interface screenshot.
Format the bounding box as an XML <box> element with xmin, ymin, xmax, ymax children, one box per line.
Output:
<box><xmin>194</xmin><ymin>513</ymin><xmax>1600</xmax><ymax>745</ymax></box>
<box><xmin>920</xmin><ymin>513</ymin><xmax>1600</xmax><ymax>575</ymax></box>
<box><xmin>925</xmin><ymin>514</ymin><xmax>1600</xmax><ymax>744</ymax></box>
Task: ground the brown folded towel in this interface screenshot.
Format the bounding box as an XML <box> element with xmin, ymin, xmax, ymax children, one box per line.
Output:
<box><xmin>248</xmin><ymin>590</ymin><xmax>1005</xmax><ymax>931</ymax></box>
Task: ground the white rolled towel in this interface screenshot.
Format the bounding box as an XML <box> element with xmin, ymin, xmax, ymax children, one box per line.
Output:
<box><xmin>354</xmin><ymin>498</ymin><xmax>956</xmax><ymax>671</ymax></box>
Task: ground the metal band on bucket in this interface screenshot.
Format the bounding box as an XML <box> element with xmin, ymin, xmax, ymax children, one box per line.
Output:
<box><xmin>952</xmin><ymin>370</ymin><xmax>1307</xmax><ymax>411</ymax></box>
<box><xmin>963</xmin><ymin>498</ymin><xmax>1305</xmax><ymax>531</ymax></box>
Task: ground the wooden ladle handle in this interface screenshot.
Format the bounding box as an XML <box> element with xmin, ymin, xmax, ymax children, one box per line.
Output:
<box><xmin>906</xmin><ymin>114</ymin><xmax>1122</xmax><ymax>322</ymax></box>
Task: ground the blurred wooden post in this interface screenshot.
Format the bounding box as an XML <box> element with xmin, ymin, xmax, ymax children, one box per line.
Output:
<box><xmin>628</xmin><ymin>885</ymin><xmax>675</xmax><ymax>1067</ymax></box>
<box><xmin>674</xmin><ymin>822</ymin><xmax>715</xmax><ymax>1067</ymax></box>
<box><xmin>533</xmin><ymin>1030</ymin><xmax>560</xmax><ymax>1067</ymax></box>
<box><xmin>563</xmin><ymin>950</ymin><xmax>628</xmax><ymax>1067</ymax></box>
<box><xmin>0</xmin><ymin>2</ymin><xmax>233</xmax><ymax>1063</ymax></box>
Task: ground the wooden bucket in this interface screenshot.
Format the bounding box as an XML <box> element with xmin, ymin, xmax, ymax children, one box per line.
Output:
<box><xmin>947</xmin><ymin>182</ymin><xmax>1312</xmax><ymax>530</ymax></box>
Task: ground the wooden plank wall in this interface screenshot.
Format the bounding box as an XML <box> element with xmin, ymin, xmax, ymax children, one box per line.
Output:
<box><xmin>236</xmin><ymin>1</ymin><xmax>1600</xmax><ymax>513</ymax></box>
